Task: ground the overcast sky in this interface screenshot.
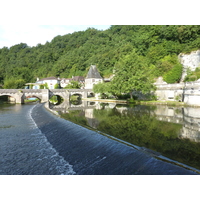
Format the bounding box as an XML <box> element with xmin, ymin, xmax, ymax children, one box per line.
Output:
<box><xmin>0</xmin><ymin>25</ymin><xmax>111</xmax><ymax>48</ymax></box>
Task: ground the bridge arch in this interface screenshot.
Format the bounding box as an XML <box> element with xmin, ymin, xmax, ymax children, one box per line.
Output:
<box><xmin>70</xmin><ymin>93</ymin><xmax>82</xmax><ymax>99</ymax></box>
<box><xmin>88</xmin><ymin>92</ymin><xmax>95</xmax><ymax>98</ymax></box>
<box><xmin>0</xmin><ymin>94</ymin><xmax>16</xmax><ymax>103</ymax></box>
<box><xmin>49</xmin><ymin>95</ymin><xmax>64</xmax><ymax>105</ymax></box>
<box><xmin>24</xmin><ymin>94</ymin><xmax>42</xmax><ymax>102</ymax></box>
<box><xmin>24</xmin><ymin>95</ymin><xmax>42</xmax><ymax>102</ymax></box>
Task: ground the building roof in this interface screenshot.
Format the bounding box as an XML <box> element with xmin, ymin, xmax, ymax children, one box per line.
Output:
<box><xmin>39</xmin><ymin>77</ymin><xmax>59</xmax><ymax>81</ymax></box>
<box><xmin>60</xmin><ymin>78</ymin><xmax>72</xmax><ymax>83</ymax></box>
<box><xmin>86</xmin><ymin>65</ymin><xmax>102</xmax><ymax>79</ymax></box>
<box><xmin>72</xmin><ymin>76</ymin><xmax>85</xmax><ymax>82</ymax></box>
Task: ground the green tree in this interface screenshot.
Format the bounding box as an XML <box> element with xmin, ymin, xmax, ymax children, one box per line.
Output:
<box><xmin>3</xmin><ymin>78</ymin><xmax>26</xmax><ymax>89</ymax></box>
<box><xmin>156</xmin><ymin>54</ymin><xmax>180</xmax><ymax>76</ymax></box>
<box><xmin>111</xmin><ymin>50</ymin><xmax>155</xmax><ymax>99</ymax></box>
<box><xmin>1</xmin><ymin>25</ymin><xmax>200</xmax><ymax>85</ymax></box>
<box><xmin>44</xmin><ymin>83</ymin><xmax>49</xmax><ymax>89</ymax></box>
<box><xmin>93</xmin><ymin>82</ymin><xmax>113</xmax><ymax>98</ymax></box>
<box><xmin>54</xmin><ymin>83</ymin><xmax>60</xmax><ymax>89</ymax></box>
<box><xmin>65</xmin><ymin>81</ymin><xmax>81</xmax><ymax>89</ymax></box>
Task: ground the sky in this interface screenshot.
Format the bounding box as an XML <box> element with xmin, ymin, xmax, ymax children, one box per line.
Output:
<box><xmin>0</xmin><ymin>25</ymin><xmax>111</xmax><ymax>49</ymax></box>
<box><xmin>0</xmin><ymin>1</ymin><xmax>198</xmax><ymax>49</ymax></box>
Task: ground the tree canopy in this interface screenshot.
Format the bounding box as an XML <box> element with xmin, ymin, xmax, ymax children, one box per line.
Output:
<box><xmin>111</xmin><ymin>50</ymin><xmax>155</xmax><ymax>98</ymax></box>
<box><xmin>1</xmin><ymin>25</ymin><xmax>200</xmax><ymax>89</ymax></box>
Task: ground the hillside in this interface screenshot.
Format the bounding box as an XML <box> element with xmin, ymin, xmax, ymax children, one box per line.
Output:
<box><xmin>1</xmin><ymin>25</ymin><xmax>200</xmax><ymax>88</ymax></box>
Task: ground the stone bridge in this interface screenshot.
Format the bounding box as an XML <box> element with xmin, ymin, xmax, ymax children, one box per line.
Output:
<box><xmin>0</xmin><ymin>89</ymin><xmax>93</xmax><ymax>104</ymax></box>
<box><xmin>48</xmin><ymin>100</ymin><xmax>98</xmax><ymax>113</ymax></box>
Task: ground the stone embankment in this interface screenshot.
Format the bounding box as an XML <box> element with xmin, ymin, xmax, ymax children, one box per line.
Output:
<box><xmin>82</xmin><ymin>98</ymin><xmax>127</xmax><ymax>104</ymax></box>
<box><xmin>155</xmin><ymin>79</ymin><xmax>200</xmax><ymax>107</ymax></box>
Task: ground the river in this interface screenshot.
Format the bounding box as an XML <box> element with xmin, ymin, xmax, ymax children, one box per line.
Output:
<box><xmin>0</xmin><ymin>101</ymin><xmax>199</xmax><ymax>175</ymax></box>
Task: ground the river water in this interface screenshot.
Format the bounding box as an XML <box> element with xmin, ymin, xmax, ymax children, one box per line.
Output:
<box><xmin>0</xmin><ymin>103</ymin><xmax>75</xmax><ymax>175</ymax></box>
<box><xmin>0</xmin><ymin>101</ymin><xmax>199</xmax><ymax>175</ymax></box>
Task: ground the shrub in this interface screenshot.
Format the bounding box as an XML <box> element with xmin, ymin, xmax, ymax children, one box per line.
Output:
<box><xmin>163</xmin><ymin>63</ymin><xmax>183</xmax><ymax>83</ymax></box>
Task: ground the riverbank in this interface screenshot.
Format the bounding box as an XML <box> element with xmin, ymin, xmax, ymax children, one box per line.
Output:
<box><xmin>83</xmin><ymin>98</ymin><xmax>200</xmax><ymax>107</ymax></box>
<box><xmin>82</xmin><ymin>98</ymin><xmax>127</xmax><ymax>104</ymax></box>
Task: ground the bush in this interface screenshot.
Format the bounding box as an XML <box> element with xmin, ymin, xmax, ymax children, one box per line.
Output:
<box><xmin>39</xmin><ymin>84</ymin><xmax>45</xmax><ymax>89</ymax></box>
<box><xmin>117</xmin><ymin>93</ymin><xmax>130</xmax><ymax>100</ymax></box>
<box><xmin>54</xmin><ymin>83</ymin><xmax>60</xmax><ymax>89</ymax></box>
<box><xmin>128</xmin><ymin>98</ymin><xmax>136</xmax><ymax>104</ymax></box>
<box><xmin>163</xmin><ymin>63</ymin><xmax>183</xmax><ymax>83</ymax></box>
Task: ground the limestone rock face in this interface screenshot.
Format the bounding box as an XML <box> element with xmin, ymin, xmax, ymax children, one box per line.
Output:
<box><xmin>179</xmin><ymin>50</ymin><xmax>200</xmax><ymax>81</ymax></box>
<box><xmin>154</xmin><ymin>76</ymin><xmax>167</xmax><ymax>85</ymax></box>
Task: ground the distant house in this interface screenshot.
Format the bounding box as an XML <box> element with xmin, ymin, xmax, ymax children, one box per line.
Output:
<box><xmin>34</xmin><ymin>77</ymin><xmax>60</xmax><ymax>89</ymax></box>
<box><xmin>60</xmin><ymin>78</ymin><xmax>72</xmax><ymax>88</ymax></box>
<box><xmin>72</xmin><ymin>76</ymin><xmax>85</xmax><ymax>88</ymax></box>
<box><xmin>85</xmin><ymin>65</ymin><xmax>103</xmax><ymax>89</ymax></box>
<box><xmin>60</xmin><ymin>76</ymin><xmax>85</xmax><ymax>88</ymax></box>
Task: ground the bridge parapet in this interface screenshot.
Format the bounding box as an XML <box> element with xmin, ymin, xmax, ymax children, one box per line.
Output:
<box><xmin>21</xmin><ymin>89</ymin><xmax>42</xmax><ymax>93</ymax></box>
<box><xmin>0</xmin><ymin>89</ymin><xmax>22</xmax><ymax>93</ymax></box>
<box><xmin>67</xmin><ymin>89</ymin><xmax>92</xmax><ymax>92</ymax></box>
<box><xmin>0</xmin><ymin>89</ymin><xmax>94</xmax><ymax>104</ymax></box>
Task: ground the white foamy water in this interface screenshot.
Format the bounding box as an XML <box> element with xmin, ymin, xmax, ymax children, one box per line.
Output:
<box><xmin>27</xmin><ymin>104</ymin><xmax>76</xmax><ymax>175</ymax></box>
<box><xmin>0</xmin><ymin>103</ymin><xmax>76</xmax><ymax>175</ymax></box>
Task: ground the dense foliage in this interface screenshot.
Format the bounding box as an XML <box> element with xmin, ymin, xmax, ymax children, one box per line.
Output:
<box><xmin>111</xmin><ymin>50</ymin><xmax>155</xmax><ymax>97</ymax></box>
<box><xmin>184</xmin><ymin>67</ymin><xmax>200</xmax><ymax>82</ymax></box>
<box><xmin>64</xmin><ymin>80</ymin><xmax>81</xmax><ymax>89</ymax></box>
<box><xmin>1</xmin><ymin>25</ymin><xmax>200</xmax><ymax>88</ymax></box>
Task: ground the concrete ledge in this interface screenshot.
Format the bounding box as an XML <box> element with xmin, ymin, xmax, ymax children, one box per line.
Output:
<box><xmin>82</xmin><ymin>98</ymin><xmax>127</xmax><ymax>104</ymax></box>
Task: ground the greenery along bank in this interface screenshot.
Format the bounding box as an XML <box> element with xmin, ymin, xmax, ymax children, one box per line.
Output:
<box><xmin>1</xmin><ymin>25</ymin><xmax>200</xmax><ymax>96</ymax></box>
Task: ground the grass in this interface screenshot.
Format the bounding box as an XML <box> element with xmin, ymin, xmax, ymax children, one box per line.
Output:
<box><xmin>84</xmin><ymin>97</ymin><xmax>198</xmax><ymax>107</ymax></box>
<box><xmin>24</xmin><ymin>99</ymin><xmax>39</xmax><ymax>103</ymax></box>
<box><xmin>138</xmin><ymin>100</ymin><xmax>186</xmax><ymax>106</ymax></box>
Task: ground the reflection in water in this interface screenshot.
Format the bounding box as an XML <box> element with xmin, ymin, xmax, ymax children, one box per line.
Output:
<box><xmin>49</xmin><ymin>101</ymin><xmax>200</xmax><ymax>170</ymax></box>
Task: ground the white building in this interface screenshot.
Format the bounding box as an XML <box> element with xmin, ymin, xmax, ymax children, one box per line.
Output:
<box><xmin>85</xmin><ymin>65</ymin><xmax>103</xmax><ymax>89</ymax></box>
<box><xmin>60</xmin><ymin>76</ymin><xmax>85</xmax><ymax>88</ymax></box>
<box><xmin>34</xmin><ymin>77</ymin><xmax>60</xmax><ymax>89</ymax></box>
<box><xmin>60</xmin><ymin>78</ymin><xmax>72</xmax><ymax>88</ymax></box>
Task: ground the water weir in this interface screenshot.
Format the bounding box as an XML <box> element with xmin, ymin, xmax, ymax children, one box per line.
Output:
<box><xmin>30</xmin><ymin>103</ymin><xmax>199</xmax><ymax>175</ymax></box>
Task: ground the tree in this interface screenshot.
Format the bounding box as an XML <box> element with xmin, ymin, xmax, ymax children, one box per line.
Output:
<box><xmin>1</xmin><ymin>25</ymin><xmax>200</xmax><ymax>86</ymax></box>
<box><xmin>111</xmin><ymin>50</ymin><xmax>155</xmax><ymax>99</ymax></box>
<box><xmin>3</xmin><ymin>78</ymin><xmax>26</xmax><ymax>89</ymax></box>
<box><xmin>65</xmin><ymin>81</ymin><xmax>81</xmax><ymax>89</ymax></box>
<box><xmin>54</xmin><ymin>83</ymin><xmax>60</xmax><ymax>89</ymax></box>
<box><xmin>93</xmin><ymin>82</ymin><xmax>113</xmax><ymax>98</ymax></box>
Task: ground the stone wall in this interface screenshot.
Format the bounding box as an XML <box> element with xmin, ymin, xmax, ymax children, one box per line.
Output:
<box><xmin>155</xmin><ymin>80</ymin><xmax>200</xmax><ymax>106</ymax></box>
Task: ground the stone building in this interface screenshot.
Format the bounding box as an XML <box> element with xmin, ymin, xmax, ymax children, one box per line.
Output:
<box><xmin>26</xmin><ymin>77</ymin><xmax>60</xmax><ymax>89</ymax></box>
<box><xmin>35</xmin><ymin>77</ymin><xmax>60</xmax><ymax>89</ymax></box>
<box><xmin>84</xmin><ymin>65</ymin><xmax>103</xmax><ymax>89</ymax></box>
<box><xmin>60</xmin><ymin>76</ymin><xmax>85</xmax><ymax>88</ymax></box>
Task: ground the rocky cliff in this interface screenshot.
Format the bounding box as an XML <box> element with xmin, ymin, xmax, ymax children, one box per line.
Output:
<box><xmin>179</xmin><ymin>50</ymin><xmax>200</xmax><ymax>82</ymax></box>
